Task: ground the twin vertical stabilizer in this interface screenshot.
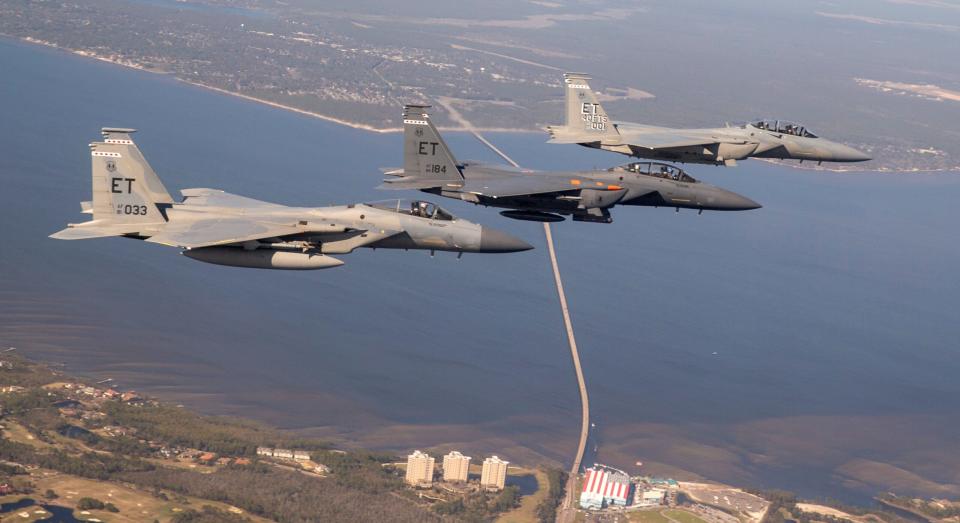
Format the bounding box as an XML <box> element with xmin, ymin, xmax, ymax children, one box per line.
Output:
<box><xmin>389</xmin><ymin>105</ymin><xmax>464</xmax><ymax>189</ymax></box>
<box><xmin>51</xmin><ymin>128</ymin><xmax>172</xmax><ymax>240</ymax></box>
<box><xmin>547</xmin><ymin>73</ymin><xmax>621</xmax><ymax>144</ymax></box>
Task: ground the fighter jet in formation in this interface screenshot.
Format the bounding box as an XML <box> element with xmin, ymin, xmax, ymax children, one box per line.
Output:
<box><xmin>51</xmin><ymin>128</ymin><xmax>531</xmax><ymax>269</ymax></box>
<box><xmin>381</xmin><ymin>106</ymin><xmax>760</xmax><ymax>223</ymax></box>
<box><xmin>547</xmin><ymin>73</ymin><xmax>871</xmax><ymax>166</ymax></box>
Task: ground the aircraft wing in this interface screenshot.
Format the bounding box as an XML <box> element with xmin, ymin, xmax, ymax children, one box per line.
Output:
<box><xmin>179</xmin><ymin>188</ymin><xmax>287</xmax><ymax>210</ymax></box>
<box><xmin>461</xmin><ymin>176</ymin><xmax>582</xmax><ymax>198</ymax></box>
<box><xmin>145</xmin><ymin>218</ymin><xmax>303</xmax><ymax>249</ymax></box>
<box><xmin>620</xmin><ymin>131</ymin><xmax>723</xmax><ymax>150</ymax></box>
<box><xmin>152</xmin><ymin>189</ymin><xmax>383</xmax><ymax>249</ymax></box>
<box><xmin>379</xmin><ymin>176</ymin><xmax>455</xmax><ymax>190</ymax></box>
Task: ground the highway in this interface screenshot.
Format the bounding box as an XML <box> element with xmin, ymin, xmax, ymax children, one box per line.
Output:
<box><xmin>442</xmin><ymin>102</ymin><xmax>590</xmax><ymax>523</ymax></box>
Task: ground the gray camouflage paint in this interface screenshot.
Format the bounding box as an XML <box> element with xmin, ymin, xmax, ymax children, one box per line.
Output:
<box><xmin>383</xmin><ymin>106</ymin><xmax>760</xmax><ymax>224</ymax></box>
<box><xmin>547</xmin><ymin>73</ymin><xmax>871</xmax><ymax>166</ymax></box>
<box><xmin>51</xmin><ymin>128</ymin><xmax>531</xmax><ymax>270</ymax></box>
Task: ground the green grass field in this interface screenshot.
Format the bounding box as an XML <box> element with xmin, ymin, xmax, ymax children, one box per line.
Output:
<box><xmin>664</xmin><ymin>509</ymin><xmax>709</xmax><ymax>523</ymax></box>
<box><xmin>495</xmin><ymin>468</ymin><xmax>549</xmax><ymax>523</ymax></box>
<box><xmin>629</xmin><ymin>509</ymin><xmax>671</xmax><ymax>523</ymax></box>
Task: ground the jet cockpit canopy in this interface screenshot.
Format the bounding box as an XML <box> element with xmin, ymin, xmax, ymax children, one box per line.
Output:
<box><xmin>365</xmin><ymin>199</ymin><xmax>456</xmax><ymax>221</ymax></box>
<box><xmin>609</xmin><ymin>162</ymin><xmax>698</xmax><ymax>183</ymax></box>
<box><xmin>751</xmin><ymin>120</ymin><xmax>818</xmax><ymax>138</ymax></box>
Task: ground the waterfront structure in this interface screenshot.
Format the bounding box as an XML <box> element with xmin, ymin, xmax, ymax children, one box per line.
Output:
<box><xmin>480</xmin><ymin>456</ymin><xmax>509</xmax><ymax>491</ymax></box>
<box><xmin>580</xmin><ymin>465</ymin><xmax>631</xmax><ymax>509</ymax></box>
<box><xmin>442</xmin><ymin>451</ymin><xmax>471</xmax><ymax>483</ymax></box>
<box><xmin>635</xmin><ymin>488</ymin><xmax>666</xmax><ymax>507</ymax></box>
<box><xmin>405</xmin><ymin>450</ymin><xmax>435</xmax><ymax>487</ymax></box>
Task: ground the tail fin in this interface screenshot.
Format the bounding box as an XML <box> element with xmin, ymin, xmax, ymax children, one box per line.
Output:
<box><xmin>52</xmin><ymin>128</ymin><xmax>172</xmax><ymax>240</ymax></box>
<box><xmin>395</xmin><ymin>105</ymin><xmax>463</xmax><ymax>188</ymax></box>
<box><xmin>547</xmin><ymin>73</ymin><xmax>621</xmax><ymax>144</ymax></box>
<box><xmin>90</xmin><ymin>128</ymin><xmax>172</xmax><ymax>224</ymax></box>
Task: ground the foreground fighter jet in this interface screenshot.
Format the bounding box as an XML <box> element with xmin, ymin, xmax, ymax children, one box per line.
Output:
<box><xmin>381</xmin><ymin>106</ymin><xmax>760</xmax><ymax>223</ymax></box>
<box><xmin>547</xmin><ymin>73</ymin><xmax>871</xmax><ymax>166</ymax></box>
<box><xmin>51</xmin><ymin>128</ymin><xmax>531</xmax><ymax>269</ymax></box>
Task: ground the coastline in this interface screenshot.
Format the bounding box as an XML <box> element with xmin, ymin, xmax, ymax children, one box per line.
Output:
<box><xmin>9</xmin><ymin>36</ymin><xmax>959</xmax><ymax>173</ymax></box>
<box><xmin>15</xmin><ymin>35</ymin><xmax>541</xmax><ymax>136</ymax></box>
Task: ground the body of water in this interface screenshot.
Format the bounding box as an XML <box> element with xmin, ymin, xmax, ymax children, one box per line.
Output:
<box><xmin>1</xmin><ymin>38</ymin><xmax>959</xmax><ymax>504</ymax></box>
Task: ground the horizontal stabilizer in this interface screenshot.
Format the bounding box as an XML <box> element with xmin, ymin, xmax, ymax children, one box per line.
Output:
<box><xmin>546</xmin><ymin>127</ymin><xmax>599</xmax><ymax>145</ymax></box>
<box><xmin>50</xmin><ymin>221</ymin><xmax>156</xmax><ymax>240</ymax></box>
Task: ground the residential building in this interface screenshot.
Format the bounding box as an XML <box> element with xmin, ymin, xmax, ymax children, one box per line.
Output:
<box><xmin>121</xmin><ymin>391</ymin><xmax>141</xmax><ymax>402</ymax></box>
<box><xmin>405</xmin><ymin>450</ymin><xmax>435</xmax><ymax>487</ymax></box>
<box><xmin>273</xmin><ymin>448</ymin><xmax>294</xmax><ymax>459</ymax></box>
<box><xmin>293</xmin><ymin>451</ymin><xmax>311</xmax><ymax>461</ymax></box>
<box><xmin>256</xmin><ymin>447</ymin><xmax>274</xmax><ymax>457</ymax></box>
<box><xmin>480</xmin><ymin>455</ymin><xmax>509</xmax><ymax>491</ymax></box>
<box><xmin>442</xmin><ymin>451</ymin><xmax>471</xmax><ymax>483</ymax></box>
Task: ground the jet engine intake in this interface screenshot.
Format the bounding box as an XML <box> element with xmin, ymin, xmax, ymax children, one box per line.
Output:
<box><xmin>715</xmin><ymin>142</ymin><xmax>760</xmax><ymax>161</ymax></box>
<box><xmin>578</xmin><ymin>188</ymin><xmax>627</xmax><ymax>210</ymax></box>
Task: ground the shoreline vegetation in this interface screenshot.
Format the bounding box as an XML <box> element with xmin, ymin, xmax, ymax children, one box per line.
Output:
<box><xmin>0</xmin><ymin>352</ymin><xmax>564</xmax><ymax>522</ymax></box>
<box><xmin>2</xmin><ymin>351</ymin><xmax>957</xmax><ymax>522</ymax></box>
<box><xmin>11</xmin><ymin>36</ymin><xmax>954</xmax><ymax>174</ymax></box>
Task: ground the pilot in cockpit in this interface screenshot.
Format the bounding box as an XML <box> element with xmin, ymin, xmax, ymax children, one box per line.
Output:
<box><xmin>411</xmin><ymin>201</ymin><xmax>429</xmax><ymax>217</ymax></box>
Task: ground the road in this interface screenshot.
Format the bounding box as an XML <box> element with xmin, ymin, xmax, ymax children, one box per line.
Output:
<box><xmin>439</xmin><ymin>100</ymin><xmax>590</xmax><ymax>523</ymax></box>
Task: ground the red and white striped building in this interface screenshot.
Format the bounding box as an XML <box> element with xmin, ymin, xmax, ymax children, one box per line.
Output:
<box><xmin>579</xmin><ymin>465</ymin><xmax>632</xmax><ymax>509</ymax></box>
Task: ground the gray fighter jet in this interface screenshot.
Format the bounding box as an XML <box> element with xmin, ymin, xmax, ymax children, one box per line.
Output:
<box><xmin>381</xmin><ymin>106</ymin><xmax>760</xmax><ymax>223</ymax></box>
<box><xmin>547</xmin><ymin>73</ymin><xmax>871</xmax><ymax>166</ymax></box>
<box><xmin>51</xmin><ymin>128</ymin><xmax>531</xmax><ymax>269</ymax></box>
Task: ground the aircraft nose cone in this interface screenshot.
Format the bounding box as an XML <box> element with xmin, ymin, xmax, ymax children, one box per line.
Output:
<box><xmin>833</xmin><ymin>144</ymin><xmax>872</xmax><ymax>162</ymax></box>
<box><xmin>479</xmin><ymin>228</ymin><xmax>534</xmax><ymax>253</ymax></box>
<box><xmin>712</xmin><ymin>189</ymin><xmax>762</xmax><ymax>211</ymax></box>
<box><xmin>738</xmin><ymin>195</ymin><xmax>763</xmax><ymax>210</ymax></box>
